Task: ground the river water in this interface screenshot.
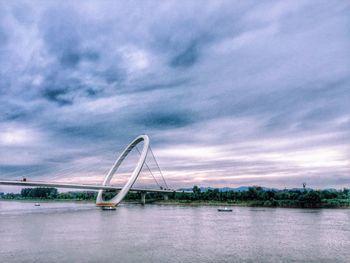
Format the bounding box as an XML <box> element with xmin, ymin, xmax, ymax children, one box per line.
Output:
<box><xmin>0</xmin><ymin>201</ymin><xmax>349</xmax><ymax>263</ymax></box>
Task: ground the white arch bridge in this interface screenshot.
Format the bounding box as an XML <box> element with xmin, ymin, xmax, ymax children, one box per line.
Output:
<box><xmin>0</xmin><ymin>135</ymin><xmax>185</xmax><ymax>208</ymax></box>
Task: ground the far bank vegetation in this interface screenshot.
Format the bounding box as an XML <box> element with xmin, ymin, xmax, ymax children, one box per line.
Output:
<box><xmin>1</xmin><ymin>186</ymin><xmax>349</xmax><ymax>208</ymax></box>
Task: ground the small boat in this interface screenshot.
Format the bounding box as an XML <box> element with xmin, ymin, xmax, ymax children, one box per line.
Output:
<box><xmin>101</xmin><ymin>206</ymin><xmax>116</xmax><ymax>211</ymax></box>
<box><xmin>218</xmin><ymin>207</ymin><xmax>232</xmax><ymax>212</ymax></box>
<box><xmin>34</xmin><ymin>203</ymin><xmax>40</xmax><ymax>207</ymax></box>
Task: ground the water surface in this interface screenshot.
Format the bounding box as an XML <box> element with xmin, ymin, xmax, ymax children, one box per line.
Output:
<box><xmin>1</xmin><ymin>201</ymin><xmax>349</xmax><ymax>262</ymax></box>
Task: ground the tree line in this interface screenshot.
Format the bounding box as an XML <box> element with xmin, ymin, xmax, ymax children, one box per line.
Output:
<box><xmin>171</xmin><ymin>186</ymin><xmax>350</xmax><ymax>208</ymax></box>
<box><xmin>0</xmin><ymin>188</ymin><xmax>142</xmax><ymax>201</ymax></box>
<box><xmin>1</xmin><ymin>186</ymin><xmax>349</xmax><ymax>208</ymax></box>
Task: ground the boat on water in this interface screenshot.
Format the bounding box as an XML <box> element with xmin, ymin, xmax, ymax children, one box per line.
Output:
<box><xmin>218</xmin><ymin>207</ymin><xmax>232</xmax><ymax>212</ymax></box>
<box><xmin>34</xmin><ymin>203</ymin><xmax>40</xmax><ymax>206</ymax></box>
<box><xmin>101</xmin><ymin>206</ymin><xmax>117</xmax><ymax>211</ymax></box>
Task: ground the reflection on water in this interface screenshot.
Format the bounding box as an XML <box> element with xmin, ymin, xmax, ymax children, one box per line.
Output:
<box><xmin>0</xmin><ymin>201</ymin><xmax>349</xmax><ymax>263</ymax></box>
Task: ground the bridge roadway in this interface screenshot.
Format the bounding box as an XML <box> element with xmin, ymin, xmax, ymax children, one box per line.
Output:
<box><xmin>0</xmin><ymin>180</ymin><xmax>184</xmax><ymax>193</ymax></box>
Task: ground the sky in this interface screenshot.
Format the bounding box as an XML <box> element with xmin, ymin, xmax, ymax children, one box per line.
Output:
<box><xmin>0</xmin><ymin>0</ymin><xmax>349</xmax><ymax>191</ymax></box>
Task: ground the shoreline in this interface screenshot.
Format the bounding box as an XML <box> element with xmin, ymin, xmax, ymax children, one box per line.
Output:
<box><xmin>152</xmin><ymin>200</ymin><xmax>350</xmax><ymax>209</ymax></box>
<box><xmin>1</xmin><ymin>198</ymin><xmax>350</xmax><ymax>209</ymax></box>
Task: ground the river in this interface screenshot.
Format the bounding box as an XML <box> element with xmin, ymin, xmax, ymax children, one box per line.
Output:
<box><xmin>0</xmin><ymin>201</ymin><xmax>349</xmax><ymax>262</ymax></box>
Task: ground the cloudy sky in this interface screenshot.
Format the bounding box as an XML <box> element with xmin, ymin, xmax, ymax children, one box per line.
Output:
<box><xmin>0</xmin><ymin>0</ymin><xmax>349</xmax><ymax>191</ymax></box>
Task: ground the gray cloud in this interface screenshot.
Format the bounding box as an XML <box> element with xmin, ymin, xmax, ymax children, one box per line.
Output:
<box><xmin>0</xmin><ymin>0</ymin><xmax>349</xmax><ymax>191</ymax></box>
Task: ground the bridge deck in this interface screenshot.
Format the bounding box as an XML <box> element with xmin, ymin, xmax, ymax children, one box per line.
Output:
<box><xmin>0</xmin><ymin>180</ymin><xmax>184</xmax><ymax>193</ymax></box>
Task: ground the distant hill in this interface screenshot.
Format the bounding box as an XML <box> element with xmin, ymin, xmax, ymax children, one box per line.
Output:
<box><xmin>175</xmin><ymin>186</ymin><xmax>347</xmax><ymax>192</ymax></box>
<box><xmin>178</xmin><ymin>186</ymin><xmax>278</xmax><ymax>192</ymax></box>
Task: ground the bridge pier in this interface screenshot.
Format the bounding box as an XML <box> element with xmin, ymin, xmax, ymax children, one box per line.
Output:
<box><xmin>163</xmin><ymin>194</ymin><xmax>169</xmax><ymax>201</ymax></box>
<box><xmin>141</xmin><ymin>192</ymin><xmax>146</xmax><ymax>205</ymax></box>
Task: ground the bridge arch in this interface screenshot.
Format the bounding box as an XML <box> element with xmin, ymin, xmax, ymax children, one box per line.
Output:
<box><xmin>96</xmin><ymin>135</ymin><xmax>150</xmax><ymax>207</ymax></box>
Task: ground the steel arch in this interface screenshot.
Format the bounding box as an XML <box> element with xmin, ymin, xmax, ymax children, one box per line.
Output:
<box><xmin>96</xmin><ymin>135</ymin><xmax>149</xmax><ymax>207</ymax></box>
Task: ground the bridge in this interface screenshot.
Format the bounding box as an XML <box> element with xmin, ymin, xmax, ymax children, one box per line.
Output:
<box><xmin>0</xmin><ymin>135</ymin><xmax>186</xmax><ymax>208</ymax></box>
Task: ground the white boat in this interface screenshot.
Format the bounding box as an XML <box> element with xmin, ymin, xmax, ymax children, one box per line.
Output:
<box><xmin>101</xmin><ymin>206</ymin><xmax>116</xmax><ymax>211</ymax></box>
<box><xmin>217</xmin><ymin>207</ymin><xmax>232</xmax><ymax>212</ymax></box>
<box><xmin>34</xmin><ymin>203</ymin><xmax>40</xmax><ymax>206</ymax></box>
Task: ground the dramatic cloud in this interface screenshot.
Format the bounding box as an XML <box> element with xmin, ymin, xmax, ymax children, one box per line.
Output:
<box><xmin>0</xmin><ymin>0</ymin><xmax>349</xmax><ymax>190</ymax></box>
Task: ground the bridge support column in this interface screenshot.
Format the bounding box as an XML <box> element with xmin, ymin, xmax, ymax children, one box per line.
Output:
<box><xmin>141</xmin><ymin>192</ymin><xmax>146</xmax><ymax>205</ymax></box>
<box><xmin>163</xmin><ymin>194</ymin><xmax>168</xmax><ymax>201</ymax></box>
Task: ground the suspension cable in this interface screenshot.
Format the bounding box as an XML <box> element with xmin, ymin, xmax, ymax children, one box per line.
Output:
<box><xmin>135</xmin><ymin>146</ymin><xmax>162</xmax><ymax>189</ymax></box>
<box><xmin>149</xmin><ymin>146</ymin><xmax>169</xmax><ymax>189</ymax></box>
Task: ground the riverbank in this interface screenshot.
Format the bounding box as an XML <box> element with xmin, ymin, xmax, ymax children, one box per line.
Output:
<box><xmin>2</xmin><ymin>198</ymin><xmax>350</xmax><ymax>209</ymax></box>
<box><xmin>2</xmin><ymin>185</ymin><xmax>350</xmax><ymax>208</ymax></box>
<box><xmin>152</xmin><ymin>199</ymin><xmax>350</xmax><ymax>208</ymax></box>
<box><xmin>0</xmin><ymin>198</ymin><xmax>140</xmax><ymax>204</ymax></box>
<box><xmin>0</xmin><ymin>198</ymin><xmax>94</xmax><ymax>203</ymax></box>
